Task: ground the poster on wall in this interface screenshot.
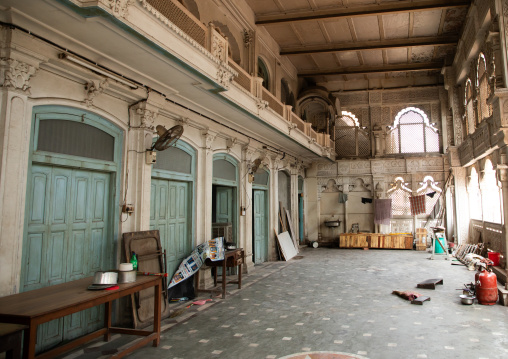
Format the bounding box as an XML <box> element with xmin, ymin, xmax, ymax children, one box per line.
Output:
<box><xmin>168</xmin><ymin>237</ymin><xmax>225</xmax><ymax>289</ymax></box>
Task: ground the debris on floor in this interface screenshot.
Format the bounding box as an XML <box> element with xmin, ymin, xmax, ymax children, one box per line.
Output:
<box><xmin>417</xmin><ymin>278</ymin><xmax>443</xmax><ymax>289</ymax></box>
<box><xmin>392</xmin><ymin>290</ymin><xmax>423</xmax><ymax>301</ymax></box>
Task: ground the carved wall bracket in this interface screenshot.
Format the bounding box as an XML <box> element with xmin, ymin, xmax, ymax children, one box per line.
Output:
<box><xmin>0</xmin><ymin>58</ymin><xmax>37</xmax><ymax>93</ymax></box>
<box><xmin>201</xmin><ymin>129</ymin><xmax>217</xmax><ymax>155</ymax></box>
<box><xmin>102</xmin><ymin>0</ymin><xmax>132</xmax><ymax>18</ymax></box>
<box><xmin>85</xmin><ymin>78</ymin><xmax>109</xmax><ymax>107</ymax></box>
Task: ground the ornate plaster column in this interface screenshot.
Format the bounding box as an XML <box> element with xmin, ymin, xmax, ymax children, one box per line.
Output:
<box><xmin>122</xmin><ymin>96</ymin><xmax>162</xmax><ymax>233</ymax></box>
<box><xmin>269</xmin><ymin>154</ymin><xmax>280</xmax><ymax>260</ymax></box>
<box><xmin>290</xmin><ymin>164</ymin><xmax>299</xmax><ymax>243</ymax></box>
<box><xmin>372</xmin><ymin>125</ymin><xmax>386</xmax><ymax>157</ymax></box>
<box><xmin>451</xmin><ymin>166</ymin><xmax>470</xmax><ymax>245</ymax></box>
<box><xmin>197</xmin><ymin>129</ymin><xmax>216</xmax><ymax>289</ymax></box>
<box><xmin>497</xmin><ymin>152</ymin><xmax>508</xmax><ymax>269</ymax></box>
<box><xmin>241</xmin><ymin>145</ymin><xmax>254</xmax><ymax>273</ymax></box>
<box><xmin>0</xmin><ymin>56</ymin><xmax>38</xmax><ymax>296</ymax></box>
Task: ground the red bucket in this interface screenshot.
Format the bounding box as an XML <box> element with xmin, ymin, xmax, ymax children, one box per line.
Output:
<box><xmin>488</xmin><ymin>252</ymin><xmax>500</xmax><ymax>266</ymax></box>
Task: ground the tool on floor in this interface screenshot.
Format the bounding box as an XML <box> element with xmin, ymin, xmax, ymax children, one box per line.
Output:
<box><xmin>417</xmin><ymin>278</ymin><xmax>443</xmax><ymax>289</ymax></box>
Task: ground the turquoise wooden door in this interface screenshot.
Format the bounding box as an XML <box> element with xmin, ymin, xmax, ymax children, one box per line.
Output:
<box><xmin>150</xmin><ymin>179</ymin><xmax>190</xmax><ymax>277</ymax></box>
<box><xmin>253</xmin><ymin>190</ymin><xmax>268</xmax><ymax>263</ymax></box>
<box><xmin>216</xmin><ymin>186</ymin><xmax>233</xmax><ymax>224</ymax></box>
<box><xmin>22</xmin><ymin>164</ymin><xmax>111</xmax><ymax>351</ymax></box>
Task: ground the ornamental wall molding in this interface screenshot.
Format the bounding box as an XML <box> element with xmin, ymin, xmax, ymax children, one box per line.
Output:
<box><xmin>0</xmin><ymin>58</ymin><xmax>37</xmax><ymax>93</ymax></box>
<box><xmin>101</xmin><ymin>0</ymin><xmax>132</xmax><ymax>18</ymax></box>
<box><xmin>217</xmin><ymin>66</ymin><xmax>235</xmax><ymax>89</ymax></box>
<box><xmin>84</xmin><ymin>78</ymin><xmax>109</xmax><ymax>107</ymax></box>
<box><xmin>137</xmin><ymin>0</ymin><xmax>238</xmax><ymax>76</ymax></box>
<box><xmin>135</xmin><ymin>108</ymin><xmax>158</xmax><ymax>130</ymax></box>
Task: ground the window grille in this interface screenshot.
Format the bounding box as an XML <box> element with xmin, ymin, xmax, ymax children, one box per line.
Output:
<box><xmin>386</xmin><ymin>107</ymin><xmax>439</xmax><ymax>154</ymax></box>
<box><xmin>154</xmin><ymin>146</ymin><xmax>192</xmax><ymax>174</ymax></box>
<box><xmin>335</xmin><ymin>111</ymin><xmax>370</xmax><ymax>158</ymax></box>
<box><xmin>416</xmin><ymin>176</ymin><xmax>442</xmax><ymax>215</ymax></box>
<box><xmin>37</xmin><ymin>119</ymin><xmax>114</xmax><ymax>161</ymax></box>
<box><xmin>387</xmin><ymin>177</ymin><xmax>412</xmax><ymax>216</ymax></box>
<box><xmin>389</xmin><ymin>188</ymin><xmax>411</xmax><ymax>216</ymax></box>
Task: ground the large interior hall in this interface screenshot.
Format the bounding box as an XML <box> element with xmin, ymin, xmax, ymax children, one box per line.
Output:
<box><xmin>0</xmin><ymin>0</ymin><xmax>507</xmax><ymax>358</ymax></box>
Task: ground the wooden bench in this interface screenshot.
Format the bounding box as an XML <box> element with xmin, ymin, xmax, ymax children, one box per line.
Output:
<box><xmin>0</xmin><ymin>324</ymin><xmax>28</xmax><ymax>359</ymax></box>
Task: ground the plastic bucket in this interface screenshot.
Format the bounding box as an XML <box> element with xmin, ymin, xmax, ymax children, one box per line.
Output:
<box><xmin>488</xmin><ymin>252</ymin><xmax>500</xmax><ymax>266</ymax></box>
<box><xmin>434</xmin><ymin>237</ymin><xmax>445</xmax><ymax>253</ymax></box>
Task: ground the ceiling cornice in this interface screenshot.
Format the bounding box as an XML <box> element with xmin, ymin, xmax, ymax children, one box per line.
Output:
<box><xmin>255</xmin><ymin>0</ymin><xmax>471</xmax><ymax>25</ymax></box>
<box><xmin>280</xmin><ymin>35</ymin><xmax>459</xmax><ymax>56</ymax></box>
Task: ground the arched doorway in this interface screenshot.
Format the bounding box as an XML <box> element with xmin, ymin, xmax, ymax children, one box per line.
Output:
<box><xmin>252</xmin><ymin>169</ymin><xmax>269</xmax><ymax>263</ymax></box>
<box><xmin>150</xmin><ymin>140</ymin><xmax>196</xmax><ymax>277</ymax></box>
<box><xmin>22</xmin><ymin>105</ymin><xmax>123</xmax><ymax>351</ymax></box>
<box><xmin>212</xmin><ymin>154</ymin><xmax>239</xmax><ymax>245</ymax></box>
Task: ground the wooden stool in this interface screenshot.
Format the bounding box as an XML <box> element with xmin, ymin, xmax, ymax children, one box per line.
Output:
<box><xmin>0</xmin><ymin>324</ymin><xmax>27</xmax><ymax>359</ymax></box>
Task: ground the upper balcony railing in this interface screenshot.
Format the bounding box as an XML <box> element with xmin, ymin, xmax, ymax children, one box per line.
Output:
<box><xmin>143</xmin><ymin>0</ymin><xmax>334</xmax><ymax>154</ymax></box>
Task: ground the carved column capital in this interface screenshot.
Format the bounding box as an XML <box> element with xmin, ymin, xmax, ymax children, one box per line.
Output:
<box><xmin>201</xmin><ymin>129</ymin><xmax>217</xmax><ymax>155</ymax></box>
<box><xmin>0</xmin><ymin>58</ymin><xmax>37</xmax><ymax>94</ymax></box>
<box><xmin>130</xmin><ymin>101</ymin><xmax>159</xmax><ymax>130</ymax></box>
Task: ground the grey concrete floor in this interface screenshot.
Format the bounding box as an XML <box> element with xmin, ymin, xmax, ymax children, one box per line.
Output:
<box><xmin>60</xmin><ymin>248</ymin><xmax>508</xmax><ymax>359</ymax></box>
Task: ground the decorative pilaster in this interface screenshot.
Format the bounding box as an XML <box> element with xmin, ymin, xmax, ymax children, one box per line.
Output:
<box><xmin>0</xmin><ymin>57</ymin><xmax>38</xmax><ymax>296</ymax></box>
<box><xmin>269</xmin><ymin>154</ymin><xmax>280</xmax><ymax>259</ymax></box>
<box><xmin>240</xmin><ymin>145</ymin><xmax>254</xmax><ymax>272</ymax></box>
<box><xmin>497</xmin><ymin>151</ymin><xmax>508</xmax><ymax>269</ymax></box>
<box><xmin>122</xmin><ymin>99</ymin><xmax>160</xmax><ymax>233</ymax></box>
<box><xmin>451</xmin><ymin>167</ymin><xmax>470</xmax><ymax>245</ymax></box>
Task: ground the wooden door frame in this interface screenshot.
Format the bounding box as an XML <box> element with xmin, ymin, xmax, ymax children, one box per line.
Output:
<box><xmin>150</xmin><ymin>140</ymin><xmax>196</xmax><ymax>252</ymax></box>
<box><xmin>23</xmin><ymin>105</ymin><xmax>124</xmax><ymax>290</ymax></box>
<box><xmin>212</xmin><ymin>154</ymin><xmax>239</xmax><ymax>244</ymax></box>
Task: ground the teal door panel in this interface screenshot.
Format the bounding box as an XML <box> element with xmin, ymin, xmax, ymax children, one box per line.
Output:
<box><xmin>216</xmin><ymin>186</ymin><xmax>233</xmax><ymax>224</ymax></box>
<box><xmin>150</xmin><ymin>179</ymin><xmax>191</xmax><ymax>277</ymax></box>
<box><xmin>253</xmin><ymin>190</ymin><xmax>268</xmax><ymax>263</ymax></box>
<box><xmin>22</xmin><ymin>164</ymin><xmax>111</xmax><ymax>351</ymax></box>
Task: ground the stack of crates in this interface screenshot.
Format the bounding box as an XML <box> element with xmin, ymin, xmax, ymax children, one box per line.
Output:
<box><xmin>415</xmin><ymin>228</ymin><xmax>427</xmax><ymax>251</ymax></box>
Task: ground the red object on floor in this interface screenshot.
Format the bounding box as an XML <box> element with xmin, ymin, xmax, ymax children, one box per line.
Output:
<box><xmin>476</xmin><ymin>269</ymin><xmax>498</xmax><ymax>305</ymax></box>
<box><xmin>488</xmin><ymin>252</ymin><xmax>500</xmax><ymax>266</ymax></box>
<box><xmin>105</xmin><ymin>285</ymin><xmax>119</xmax><ymax>290</ymax></box>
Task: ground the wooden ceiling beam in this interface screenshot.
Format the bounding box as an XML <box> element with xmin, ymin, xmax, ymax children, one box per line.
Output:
<box><xmin>280</xmin><ymin>35</ymin><xmax>458</xmax><ymax>56</ymax></box>
<box><xmin>297</xmin><ymin>62</ymin><xmax>443</xmax><ymax>77</ymax></box>
<box><xmin>256</xmin><ymin>0</ymin><xmax>470</xmax><ymax>25</ymax></box>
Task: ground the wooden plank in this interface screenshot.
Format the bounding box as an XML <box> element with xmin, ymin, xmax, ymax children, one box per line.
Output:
<box><xmin>275</xmin><ymin>231</ymin><xmax>298</xmax><ymax>261</ymax></box>
<box><xmin>285</xmin><ymin>209</ymin><xmax>299</xmax><ymax>254</ymax></box>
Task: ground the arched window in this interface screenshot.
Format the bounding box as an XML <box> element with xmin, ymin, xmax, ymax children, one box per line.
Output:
<box><xmin>257</xmin><ymin>57</ymin><xmax>270</xmax><ymax>90</ymax></box>
<box><xmin>465</xmin><ymin>79</ymin><xmax>475</xmax><ymax>135</ymax></box>
<box><xmin>477</xmin><ymin>53</ymin><xmax>491</xmax><ymax>123</ymax></box>
<box><xmin>481</xmin><ymin>160</ymin><xmax>502</xmax><ymax>224</ymax></box>
<box><xmin>416</xmin><ymin>176</ymin><xmax>442</xmax><ymax>215</ymax></box>
<box><xmin>387</xmin><ymin>177</ymin><xmax>412</xmax><ymax>216</ymax></box>
<box><xmin>468</xmin><ymin>167</ymin><xmax>482</xmax><ymax>221</ymax></box>
<box><xmin>335</xmin><ymin>111</ymin><xmax>370</xmax><ymax>158</ymax></box>
<box><xmin>387</xmin><ymin>107</ymin><xmax>439</xmax><ymax>154</ymax></box>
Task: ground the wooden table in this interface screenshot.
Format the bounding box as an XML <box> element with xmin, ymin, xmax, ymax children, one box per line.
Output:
<box><xmin>195</xmin><ymin>248</ymin><xmax>244</xmax><ymax>299</ymax></box>
<box><xmin>0</xmin><ymin>275</ymin><xmax>162</xmax><ymax>359</ymax></box>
